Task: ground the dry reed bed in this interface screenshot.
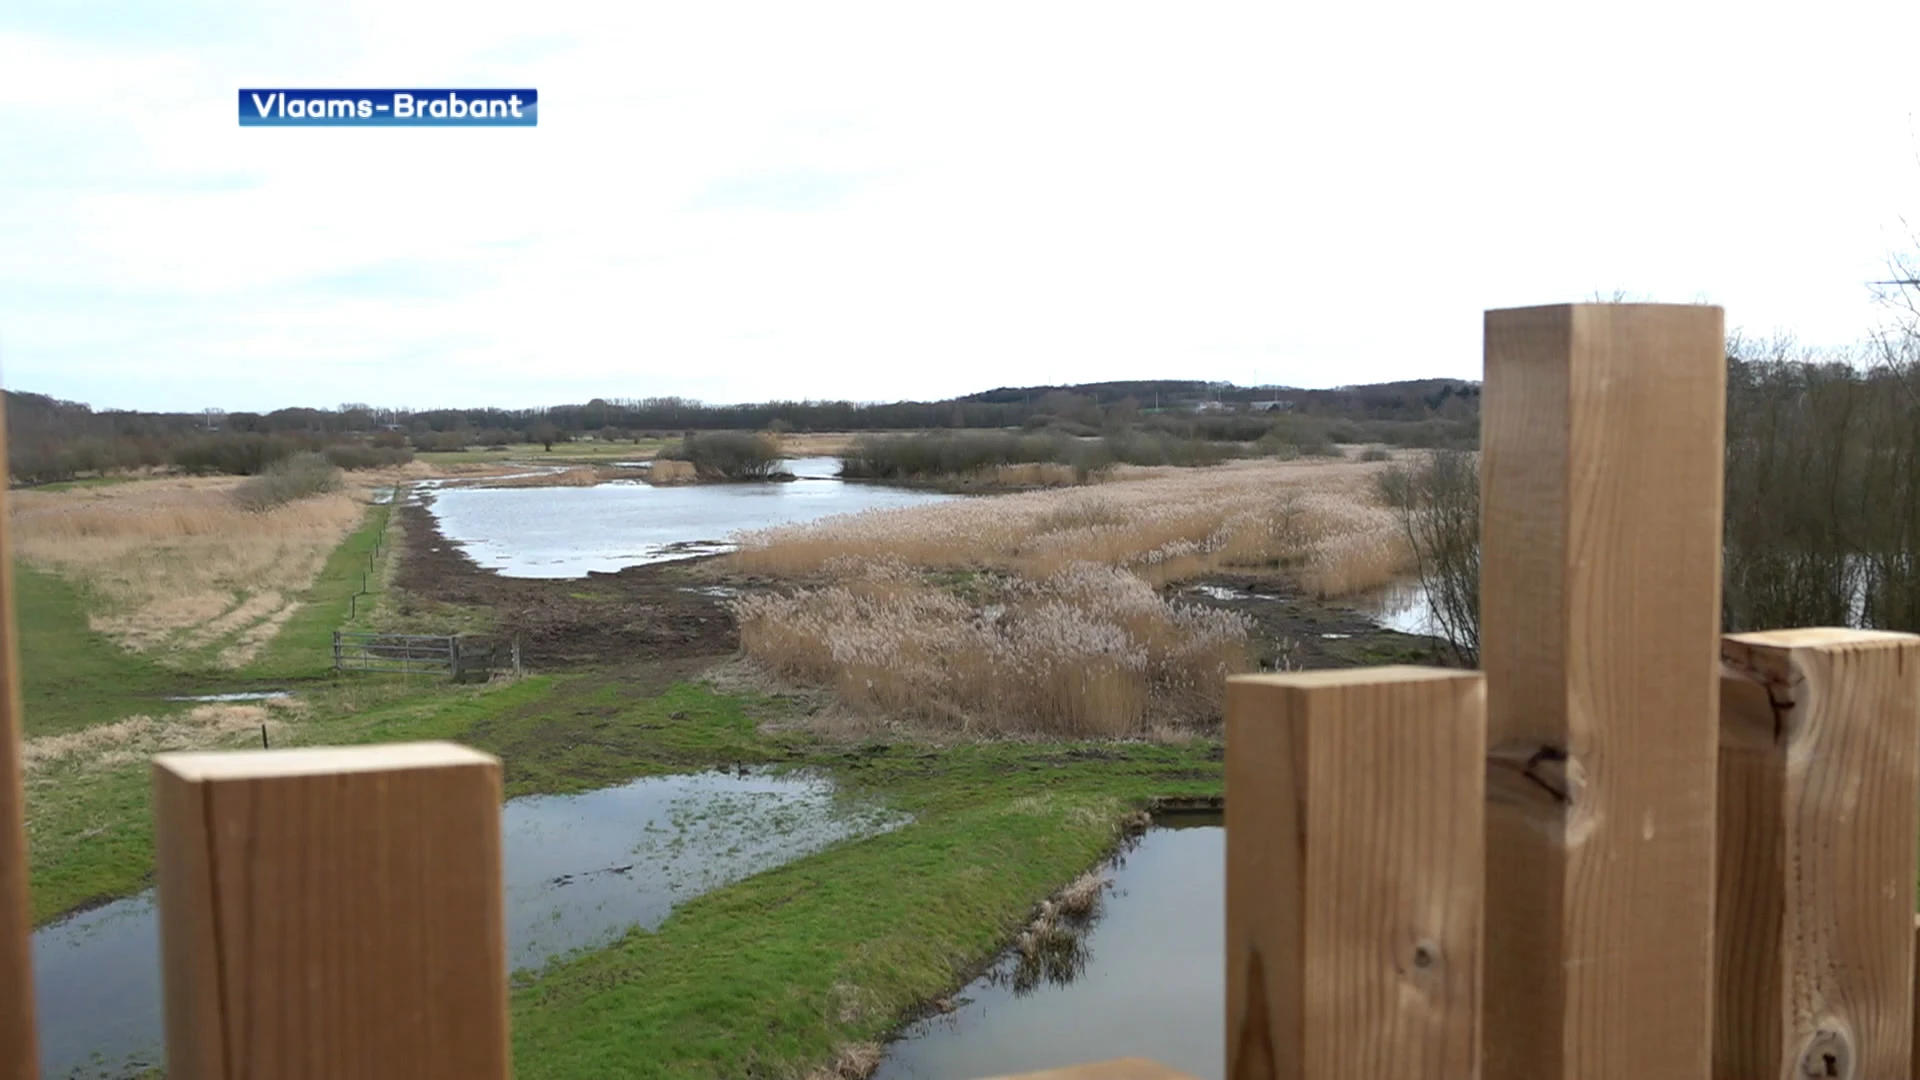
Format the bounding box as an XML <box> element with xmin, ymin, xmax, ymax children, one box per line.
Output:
<box><xmin>10</xmin><ymin>476</ymin><xmax>376</xmax><ymax>666</ymax></box>
<box><xmin>732</xmin><ymin>458</ymin><xmax>1405</xmax><ymax>590</ymax></box>
<box><xmin>729</xmin><ymin>459</ymin><xmax>1409</xmax><ymax>736</ymax></box>
<box><xmin>455</xmin><ymin>466</ymin><xmax>647</xmax><ymax>489</ymax></box>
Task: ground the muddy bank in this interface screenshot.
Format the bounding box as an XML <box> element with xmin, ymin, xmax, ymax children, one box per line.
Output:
<box><xmin>395</xmin><ymin>500</ymin><xmax>1444</xmax><ymax>678</ymax></box>
<box><xmin>392</xmin><ymin>501</ymin><xmax>742</xmax><ymax>668</ymax></box>
<box><xmin>1173</xmin><ymin>572</ymin><xmax>1452</xmax><ymax>671</ymax></box>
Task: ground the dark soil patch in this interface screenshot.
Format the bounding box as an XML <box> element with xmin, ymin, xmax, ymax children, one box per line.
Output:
<box><xmin>1170</xmin><ymin>572</ymin><xmax>1458</xmax><ymax>671</ymax></box>
<box><xmin>393</xmin><ymin>501</ymin><xmax>740</xmax><ymax>669</ymax></box>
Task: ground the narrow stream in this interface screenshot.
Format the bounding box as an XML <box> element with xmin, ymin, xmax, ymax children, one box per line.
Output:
<box><xmin>31</xmin><ymin>769</ymin><xmax>905</xmax><ymax>1079</ymax></box>
<box><xmin>874</xmin><ymin>818</ymin><xmax>1224</xmax><ymax>1080</ymax></box>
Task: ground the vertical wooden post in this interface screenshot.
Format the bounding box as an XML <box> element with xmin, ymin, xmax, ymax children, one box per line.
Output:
<box><xmin>0</xmin><ymin>409</ymin><xmax>39</xmax><ymax>1080</ymax></box>
<box><xmin>450</xmin><ymin>635</ymin><xmax>463</xmax><ymax>682</ymax></box>
<box><xmin>1716</xmin><ymin>628</ymin><xmax>1920</xmax><ymax>1078</ymax></box>
<box><xmin>332</xmin><ymin>629</ymin><xmax>343</xmax><ymax>671</ymax></box>
<box><xmin>1226</xmin><ymin>666</ymin><xmax>1485</xmax><ymax>1079</ymax></box>
<box><xmin>1912</xmin><ymin>915</ymin><xmax>1920</xmax><ymax>1080</ymax></box>
<box><xmin>1480</xmin><ymin>304</ymin><xmax>1726</xmax><ymax>1080</ymax></box>
<box><xmin>153</xmin><ymin>743</ymin><xmax>510</xmax><ymax>1079</ymax></box>
<box><xmin>513</xmin><ymin>636</ymin><xmax>522</xmax><ymax>678</ymax></box>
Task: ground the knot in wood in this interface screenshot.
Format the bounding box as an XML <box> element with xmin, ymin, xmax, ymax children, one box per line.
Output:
<box><xmin>1798</xmin><ymin>1029</ymin><xmax>1852</xmax><ymax>1079</ymax></box>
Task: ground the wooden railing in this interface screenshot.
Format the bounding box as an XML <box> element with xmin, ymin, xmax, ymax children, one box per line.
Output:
<box><xmin>3</xmin><ymin>303</ymin><xmax>1918</xmax><ymax>1080</ymax></box>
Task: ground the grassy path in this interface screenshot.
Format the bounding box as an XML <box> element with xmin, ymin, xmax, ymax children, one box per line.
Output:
<box><xmin>243</xmin><ymin>499</ymin><xmax>394</xmax><ymax>680</ymax></box>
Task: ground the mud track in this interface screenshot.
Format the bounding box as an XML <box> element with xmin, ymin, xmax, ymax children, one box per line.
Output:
<box><xmin>393</xmin><ymin>501</ymin><xmax>740</xmax><ymax>669</ymax></box>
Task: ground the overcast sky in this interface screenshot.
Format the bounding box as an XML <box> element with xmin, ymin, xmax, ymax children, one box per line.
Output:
<box><xmin>3</xmin><ymin>2</ymin><xmax>1919</xmax><ymax>413</ymax></box>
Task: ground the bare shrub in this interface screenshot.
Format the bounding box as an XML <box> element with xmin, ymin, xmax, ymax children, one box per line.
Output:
<box><xmin>660</xmin><ymin>431</ymin><xmax>789</xmax><ymax>480</ymax></box>
<box><xmin>232</xmin><ymin>453</ymin><xmax>344</xmax><ymax>512</ymax></box>
<box><xmin>1377</xmin><ymin>450</ymin><xmax>1481</xmax><ymax>664</ymax></box>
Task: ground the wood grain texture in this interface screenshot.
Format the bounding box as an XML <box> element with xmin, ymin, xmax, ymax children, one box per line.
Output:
<box><xmin>1912</xmin><ymin>915</ymin><xmax>1920</xmax><ymax>1080</ymax></box>
<box><xmin>1226</xmin><ymin>666</ymin><xmax>1485</xmax><ymax>1080</ymax></box>
<box><xmin>152</xmin><ymin>742</ymin><xmax>509</xmax><ymax>1079</ymax></box>
<box><xmin>0</xmin><ymin>405</ymin><xmax>38</xmax><ymax>1080</ymax></box>
<box><xmin>979</xmin><ymin>1060</ymin><xmax>1199</xmax><ymax>1080</ymax></box>
<box><xmin>1716</xmin><ymin>628</ymin><xmax>1920</xmax><ymax>1080</ymax></box>
<box><xmin>1480</xmin><ymin>304</ymin><xmax>1726</xmax><ymax>1080</ymax></box>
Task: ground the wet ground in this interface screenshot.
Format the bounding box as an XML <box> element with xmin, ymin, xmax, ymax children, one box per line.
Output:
<box><xmin>393</xmin><ymin>499</ymin><xmax>745</xmax><ymax>670</ymax></box>
<box><xmin>32</xmin><ymin>769</ymin><xmax>903</xmax><ymax>1079</ymax></box>
<box><xmin>874</xmin><ymin>817</ymin><xmax>1225</xmax><ymax>1080</ymax></box>
<box><xmin>1173</xmin><ymin>574</ymin><xmax>1452</xmax><ymax>672</ymax></box>
<box><xmin>396</xmin><ymin>495</ymin><xmax>1448</xmax><ymax>678</ymax></box>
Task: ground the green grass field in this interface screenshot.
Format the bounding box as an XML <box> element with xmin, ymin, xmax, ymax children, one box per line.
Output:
<box><xmin>25</xmin><ymin>659</ymin><xmax>1217</xmax><ymax>1076</ymax></box>
<box><xmin>14</xmin><ymin>566</ymin><xmax>200</xmax><ymax>737</ymax></box>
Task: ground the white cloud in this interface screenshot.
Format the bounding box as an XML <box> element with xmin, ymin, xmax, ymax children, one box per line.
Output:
<box><xmin>3</xmin><ymin>1</ymin><xmax>1919</xmax><ymax>411</ymax></box>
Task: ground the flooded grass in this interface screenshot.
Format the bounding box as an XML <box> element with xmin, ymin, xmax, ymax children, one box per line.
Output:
<box><xmin>23</xmin><ymin>668</ymin><xmax>1224</xmax><ymax>1080</ymax></box>
<box><xmin>32</xmin><ymin>768</ymin><xmax>908</xmax><ymax>1077</ymax></box>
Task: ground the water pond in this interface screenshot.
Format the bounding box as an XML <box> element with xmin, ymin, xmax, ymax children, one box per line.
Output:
<box><xmin>1352</xmin><ymin>577</ymin><xmax>1437</xmax><ymax>636</ymax></box>
<box><xmin>874</xmin><ymin>818</ymin><xmax>1224</xmax><ymax>1080</ymax></box>
<box><xmin>424</xmin><ymin>457</ymin><xmax>953</xmax><ymax>578</ymax></box>
<box><xmin>32</xmin><ymin>769</ymin><xmax>904</xmax><ymax>1079</ymax></box>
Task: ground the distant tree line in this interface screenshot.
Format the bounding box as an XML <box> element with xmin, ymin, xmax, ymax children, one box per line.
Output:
<box><xmin>3</xmin><ymin>377</ymin><xmax>1482</xmax><ymax>485</ymax></box>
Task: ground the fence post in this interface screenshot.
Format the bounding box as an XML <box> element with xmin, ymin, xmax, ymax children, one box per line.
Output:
<box><xmin>0</xmin><ymin>429</ymin><xmax>39</xmax><ymax>1078</ymax></box>
<box><xmin>513</xmin><ymin>636</ymin><xmax>522</xmax><ymax>678</ymax></box>
<box><xmin>1480</xmin><ymin>304</ymin><xmax>1726</xmax><ymax>1079</ymax></box>
<box><xmin>1716</xmin><ymin>628</ymin><xmax>1920</xmax><ymax>1077</ymax></box>
<box><xmin>152</xmin><ymin>743</ymin><xmax>509</xmax><ymax>1078</ymax></box>
<box><xmin>450</xmin><ymin>635</ymin><xmax>462</xmax><ymax>682</ymax></box>
<box><xmin>1226</xmin><ymin>667</ymin><xmax>1484</xmax><ymax>1078</ymax></box>
<box><xmin>332</xmin><ymin>630</ymin><xmax>342</xmax><ymax>672</ymax></box>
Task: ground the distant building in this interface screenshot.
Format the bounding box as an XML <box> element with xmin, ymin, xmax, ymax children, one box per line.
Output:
<box><xmin>1249</xmin><ymin>400</ymin><xmax>1296</xmax><ymax>412</ymax></box>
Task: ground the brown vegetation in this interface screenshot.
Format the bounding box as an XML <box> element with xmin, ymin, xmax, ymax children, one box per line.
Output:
<box><xmin>729</xmin><ymin>459</ymin><xmax>1409</xmax><ymax>735</ymax></box>
<box><xmin>10</xmin><ymin>475</ymin><xmax>374</xmax><ymax>665</ymax></box>
<box><xmin>732</xmin><ymin>458</ymin><xmax>1407</xmax><ymax>592</ymax></box>
<box><xmin>21</xmin><ymin>698</ymin><xmax>302</xmax><ymax>783</ymax></box>
<box><xmin>644</xmin><ymin>460</ymin><xmax>698</xmax><ymax>485</ymax></box>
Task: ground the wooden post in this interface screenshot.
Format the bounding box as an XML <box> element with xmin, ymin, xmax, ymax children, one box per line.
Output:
<box><xmin>1716</xmin><ymin>628</ymin><xmax>1920</xmax><ymax>1079</ymax></box>
<box><xmin>332</xmin><ymin>629</ymin><xmax>343</xmax><ymax>671</ymax></box>
<box><xmin>153</xmin><ymin>743</ymin><xmax>510</xmax><ymax>1079</ymax></box>
<box><xmin>1480</xmin><ymin>304</ymin><xmax>1726</xmax><ymax>1079</ymax></box>
<box><xmin>1226</xmin><ymin>666</ymin><xmax>1485</xmax><ymax>1079</ymax></box>
<box><xmin>450</xmin><ymin>635</ymin><xmax>463</xmax><ymax>682</ymax></box>
<box><xmin>513</xmin><ymin>636</ymin><xmax>522</xmax><ymax>678</ymax></box>
<box><xmin>0</xmin><ymin>411</ymin><xmax>39</xmax><ymax>1079</ymax></box>
<box><xmin>1913</xmin><ymin>915</ymin><xmax>1920</xmax><ymax>1080</ymax></box>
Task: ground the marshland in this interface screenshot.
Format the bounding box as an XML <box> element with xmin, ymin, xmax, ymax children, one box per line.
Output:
<box><xmin>9</xmin><ymin>355</ymin><xmax>1920</xmax><ymax>1079</ymax></box>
